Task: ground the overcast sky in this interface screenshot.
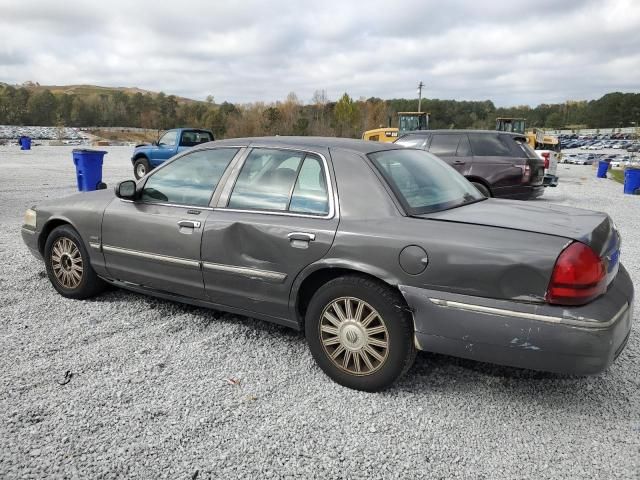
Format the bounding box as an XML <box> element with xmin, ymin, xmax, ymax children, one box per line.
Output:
<box><xmin>0</xmin><ymin>0</ymin><xmax>638</xmax><ymax>106</ymax></box>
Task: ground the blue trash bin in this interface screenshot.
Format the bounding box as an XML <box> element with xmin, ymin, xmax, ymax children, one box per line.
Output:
<box><xmin>596</xmin><ymin>160</ymin><xmax>609</xmax><ymax>178</ymax></box>
<box><xmin>623</xmin><ymin>168</ymin><xmax>640</xmax><ymax>195</ymax></box>
<box><xmin>20</xmin><ymin>136</ymin><xmax>31</xmax><ymax>150</ymax></box>
<box><xmin>72</xmin><ymin>149</ymin><xmax>107</xmax><ymax>191</ymax></box>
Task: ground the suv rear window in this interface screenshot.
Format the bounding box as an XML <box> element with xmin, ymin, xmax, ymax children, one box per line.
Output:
<box><xmin>468</xmin><ymin>134</ymin><xmax>513</xmax><ymax>156</ymax></box>
<box><xmin>514</xmin><ymin>138</ymin><xmax>539</xmax><ymax>159</ymax></box>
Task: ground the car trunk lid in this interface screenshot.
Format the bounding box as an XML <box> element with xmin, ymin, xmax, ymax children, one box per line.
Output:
<box><xmin>419</xmin><ymin>199</ymin><xmax>621</xmax><ymax>284</ymax></box>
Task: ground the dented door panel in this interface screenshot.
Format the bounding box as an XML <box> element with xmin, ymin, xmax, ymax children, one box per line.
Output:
<box><xmin>201</xmin><ymin>210</ymin><xmax>338</xmax><ymax>318</ymax></box>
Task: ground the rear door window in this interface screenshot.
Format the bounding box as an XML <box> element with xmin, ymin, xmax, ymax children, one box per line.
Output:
<box><xmin>289</xmin><ymin>156</ymin><xmax>329</xmax><ymax>215</ymax></box>
<box><xmin>468</xmin><ymin>134</ymin><xmax>513</xmax><ymax>156</ymax></box>
<box><xmin>428</xmin><ymin>134</ymin><xmax>463</xmax><ymax>156</ymax></box>
<box><xmin>456</xmin><ymin>135</ymin><xmax>472</xmax><ymax>156</ymax></box>
<box><xmin>227</xmin><ymin>148</ymin><xmax>329</xmax><ymax>216</ymax></box>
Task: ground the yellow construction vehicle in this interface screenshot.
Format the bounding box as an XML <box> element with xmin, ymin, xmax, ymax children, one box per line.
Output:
<box><xmin>496</xmin><ymin>117</ymin><xmax>559</xmax><ymax>151</ymax></box>
<box><xmin>362</xmin><ymin>112</ymin><xmax>429</xmax><ymax>143</ymax></box>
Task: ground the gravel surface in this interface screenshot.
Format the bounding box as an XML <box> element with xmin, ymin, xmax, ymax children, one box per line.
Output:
<box><xmin>1</xmin><ymin>146</ymin><xmax>639</xmax><ymax>479</ymax></box>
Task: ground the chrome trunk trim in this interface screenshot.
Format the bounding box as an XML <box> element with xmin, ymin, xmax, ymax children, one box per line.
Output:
<box><xmin>428</xmin><ymin>298</ymin><xmax>628</xmax><ymax>329</ymax></box>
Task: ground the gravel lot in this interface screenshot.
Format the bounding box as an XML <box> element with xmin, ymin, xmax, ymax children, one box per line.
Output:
<box><xmin>1</xmin><ymin>145</ymin><xmax>639</xmax><ymax>479</ymax></box>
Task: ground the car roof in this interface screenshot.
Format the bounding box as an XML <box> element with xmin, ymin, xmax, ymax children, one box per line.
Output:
<box><xmin>400</xmin><ymin>129</ymin><xmax>526</xmax><ymax>138</ymax></box>
<box><xmin>197</xmin><ymin>136</ymin><xmax>404</xmax><ymax>154</ymax></box>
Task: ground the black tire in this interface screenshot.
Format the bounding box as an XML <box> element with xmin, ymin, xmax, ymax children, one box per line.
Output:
<box><xmin>472</xmin><ymin>181</ymin><xmax>491</xmax><ymax>197</ymax></box>
<box><xmin>133</xmin><ymin>157</ymin><xmax>151</xmax><ymax>180</ymax></box>
<box><xmin>305</xmin><ymin>275</ymin><xmax>416</xmax><ymax>392</ymax></box>
<box><xmin>44</xmin><ymin>225</ymin><xmax>106</xmax><ymax>299</ymax></box>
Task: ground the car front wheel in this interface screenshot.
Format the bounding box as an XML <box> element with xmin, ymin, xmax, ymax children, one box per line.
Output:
<box><xmin>305</xmin><ymin>275</ymin><xmax>416</xmax><ymax>391</ymax></box>
<box><xmin>44</xmin><ymin>225</ymin><xmax>106</xmax><ymax>299</ymax></box>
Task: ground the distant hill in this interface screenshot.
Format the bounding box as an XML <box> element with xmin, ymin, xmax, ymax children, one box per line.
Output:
<box><xmin>5</xmin><ymin>81</ymin><xmax>201</xmax><ymax>105</ymax></box>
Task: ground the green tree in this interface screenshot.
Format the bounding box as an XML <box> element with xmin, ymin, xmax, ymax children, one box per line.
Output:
<box><xmin>27</xmin><ymin>90</ymin><xmax>58</xmax><ymax>125</ymax></box>
<box><xmin>334</xmin><ymin>93</ymin><xmax>359</xmax><ymax>137</ymax></box>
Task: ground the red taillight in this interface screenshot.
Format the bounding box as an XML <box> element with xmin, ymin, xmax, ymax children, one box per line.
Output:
<box><xmin>546</xmin><ymin>242</ymin><xmax>607</xmax><ymax>305</ymax></box>
<box><xmin>541</xmin><ymin>152</ymin><xmax>550</xmax><ymax>169</ymax></box>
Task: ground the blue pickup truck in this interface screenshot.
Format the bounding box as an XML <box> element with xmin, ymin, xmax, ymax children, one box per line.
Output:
<box><xmin>131</xmin><ymin>128</ymin><xmax>214</xmax><ymax>179</ymax></box>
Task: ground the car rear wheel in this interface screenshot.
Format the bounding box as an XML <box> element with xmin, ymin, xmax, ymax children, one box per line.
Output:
<box><xmin>134</xmin><ymin>157</ymin><xmax>150</xmax><ymax>180</ymax></box>
<box><xmin>44</xmin><ymin>225</ymin><xmax>106</xmax><ymax>299</ymax></box>
<box><xmin>472</xmin><ymin>182</ymin><xmax>491</xmax><ymax>197</ymax></box>
<box><xmin>305</xmin><ymin>275</ymin><xmax>416</xmax><ymax>391</ymax></box>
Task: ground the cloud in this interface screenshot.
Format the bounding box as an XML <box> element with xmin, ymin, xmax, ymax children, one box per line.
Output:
<box><xmin>0</xmin><ymin>0</ymin><xmax>638</xmax><ymax>106</ymax></box>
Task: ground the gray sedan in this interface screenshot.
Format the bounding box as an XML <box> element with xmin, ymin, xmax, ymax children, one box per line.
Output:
<box><xmin>21</xmin><ymin>137</ymin><xmax>634</xmax><ymax>391</ymax></box>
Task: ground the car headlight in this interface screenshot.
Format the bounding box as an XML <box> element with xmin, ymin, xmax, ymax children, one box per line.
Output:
<box><xmin>24</xmin><ymin>208</ymin><xmax>37</xmax><ymax>228</ymax></box>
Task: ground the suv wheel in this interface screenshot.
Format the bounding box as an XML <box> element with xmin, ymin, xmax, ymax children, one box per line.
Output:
<box><xmin>472</xmin><ymin>182</ymin><xmax>491</xmax><ymax>197</ymax></box>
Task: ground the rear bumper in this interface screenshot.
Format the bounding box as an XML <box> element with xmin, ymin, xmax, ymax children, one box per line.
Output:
<box><xmin>400</xmin><ymin>265</ymin><xmax>634</xmax><ymax>375</ymax></box>
<box><xmin>543</xmin><ymin>174</ymin><xmax>559</xmax><ymax>187</ymax></box>
<box><xmin>494</xmin><ymin>184</ymin><xmax>545</xmax><ymax>200</ymax></box>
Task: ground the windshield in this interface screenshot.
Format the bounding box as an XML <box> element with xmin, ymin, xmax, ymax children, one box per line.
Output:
<box><xmin>368</xmin><ymin>149</ymin><xmax>484</xmax><ymax>214</ymax></box>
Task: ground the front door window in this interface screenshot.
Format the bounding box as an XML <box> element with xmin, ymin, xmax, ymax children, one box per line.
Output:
<box><xmin>141</xmin><ymin>148</ymin><xmax>239</xmax><ymax>206</ymax></box>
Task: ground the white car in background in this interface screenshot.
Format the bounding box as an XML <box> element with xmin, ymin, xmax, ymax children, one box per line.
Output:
<box><xmin>536</xmin><ymin>149</ymin><xmax>559</xmax><ymax>187</ymax></box>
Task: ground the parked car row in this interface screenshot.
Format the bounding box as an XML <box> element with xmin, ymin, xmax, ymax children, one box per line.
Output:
<box><xmin>0</xmin><ymin>125</ymin><xmax>88</xmax><ymax>141</ymax></box>
<box><xmin>563</xmin><ymin>152</ymin><xmax>640</xmax><ymax>167</ymax></box>
<box><xmin>560</xmin><ymin>133</ymin><xmax>639</xmax><ymax>151</ymax></box>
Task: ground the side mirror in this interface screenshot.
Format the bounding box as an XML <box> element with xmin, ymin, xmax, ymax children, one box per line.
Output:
<box><xmin>115</xmin><ymin>180</ymin><xmax>137</xmax><ymax>200</ymax></box>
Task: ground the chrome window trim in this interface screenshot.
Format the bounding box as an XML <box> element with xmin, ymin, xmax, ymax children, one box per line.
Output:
<box><xmin>119</xmin><ymin>198</ymin><xmax>214</xmax><ymax>211</ymax></box>
<box><xmin>102</xmin><ymin>245</ymin><xmax>200</xmax><ymax>268</ymax></box>
<box><xmin>429</xmin><ymin>298</ymin><xmax>628</xmax><ymax>330</ymax></box>
<box><xmin>213</xmin><ymin>207</ymin><xmax>331</xmax><ymax>220</ymax></box>
<box><xmin>202</xmin><ymin>262</ymin><xmax>287</xmax><ymax>283</ymax></box>
<box><xmin>218</xmin><ymin>146</ymin><xmax>337</xmax><ymax>220</ymax></box>
<box><xmin>212</xmin><ymin>147</ymin><xmax>252</xmax><ymax>207</ymax></box>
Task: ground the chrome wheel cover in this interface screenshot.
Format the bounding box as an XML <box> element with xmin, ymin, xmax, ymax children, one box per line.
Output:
<box><xmin>136</xmin><ymin>163</ymin><xmax>146</xmax><ymax>178</ymax></box>
<box><xmin>50</xmin><ymin>237</ymin><xmax>83</xmax><ymax>289</ymax></box>
<box><xmin>319</xmin><ymin>296</ymin><xmax>389</xmax><ymax>376</ymax></box>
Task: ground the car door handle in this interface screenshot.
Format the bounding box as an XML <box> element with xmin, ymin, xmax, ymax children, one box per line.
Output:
<box><xmin>178</xmin><ymin>220</ymin><xmax>201</xmax><ymax>229</ymax></box>
<box><xmin>288</xmin><ymin>232</ymin><xmax>316</xmax><ymax>242</ymax></box>
<box><xmin>453</xmin><ymin>160</ymin><xmax>465</xmax><ymax>165</ymax></box>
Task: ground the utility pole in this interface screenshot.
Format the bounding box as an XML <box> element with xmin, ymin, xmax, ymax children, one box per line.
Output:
<box><xmin>417</xmin><ymin>81</ymin><xmax>424</xmax><ymax>113</ymax></box>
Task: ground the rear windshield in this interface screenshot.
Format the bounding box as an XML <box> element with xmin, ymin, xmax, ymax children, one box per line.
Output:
<box><xmin>181</xmin><ymin>130</ymin><xmax>213</xmax><ymax>147</ymax></box>
<box><xmin>368</xmin><ymin>149</ymin><xmax>484</xmax><ymax>215</ymax></box>
<box><xmin>514</xmin><ymin>138</ymin><xmax>539</xmax><ymax>158</ymax></box>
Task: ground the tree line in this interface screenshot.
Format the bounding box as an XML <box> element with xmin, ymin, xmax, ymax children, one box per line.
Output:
<box><xmin>0</xmin><ymin>84</ymin><xmax>638</xmax><ymax>138</ymax></box>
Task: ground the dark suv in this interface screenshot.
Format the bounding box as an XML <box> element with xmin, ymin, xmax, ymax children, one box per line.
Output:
<box><xmin>395</xmin><ymin>130</ymin><xmax>545</xmax><ymax>199</ymax></box>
